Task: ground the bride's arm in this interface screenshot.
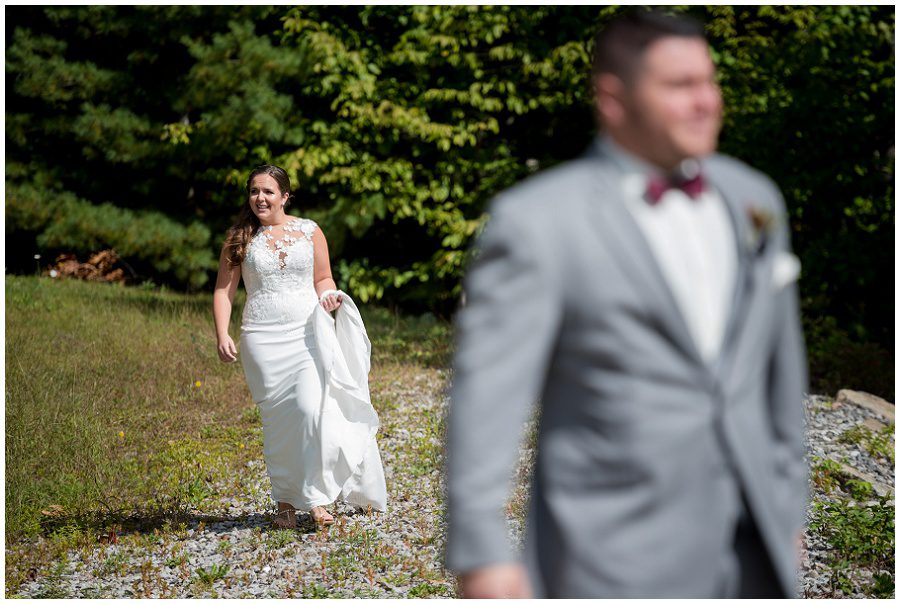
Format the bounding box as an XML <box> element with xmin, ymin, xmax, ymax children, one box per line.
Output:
<box><xmin>213</xmin><ymin>245</ymin><xmax>241</xmax><ymax>361</ymax></box>
<box><xmin>312</xmin><ymin>227</ymin><xmax>342</xmax><ymax>311</ymax></box>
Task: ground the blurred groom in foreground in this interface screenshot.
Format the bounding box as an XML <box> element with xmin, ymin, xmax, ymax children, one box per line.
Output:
<box><xmin>445</xmin><ymin>9</ymin><xmax>807</xmax><ymax>598</ymax></box>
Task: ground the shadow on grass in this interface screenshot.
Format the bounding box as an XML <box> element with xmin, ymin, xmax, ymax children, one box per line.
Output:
<box><xmin>35</xmin><ymin>501</ymin><xmax>372</xmax><ymax>541</ymax></box>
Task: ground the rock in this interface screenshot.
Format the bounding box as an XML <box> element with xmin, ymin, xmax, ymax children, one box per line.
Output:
<box><xmin>839</xmin><ymin>463</ymin><xmax>894</xmax><ymax>498</ymax></box>
<box><xmin>835</xmin><ymin>389</ymin><xmax>895</xmax><ymax>421</ymax></box>
<box><xmin>862</xmin><ymin>417</ymin><xmax>888</xmax><ymax>432</ymax></box>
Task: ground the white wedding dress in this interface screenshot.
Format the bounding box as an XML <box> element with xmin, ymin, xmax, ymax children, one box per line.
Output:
<box><xmin>239</xmin><ymin>217</ymin><xmax>387</xmax><ymax>513</ymax></box>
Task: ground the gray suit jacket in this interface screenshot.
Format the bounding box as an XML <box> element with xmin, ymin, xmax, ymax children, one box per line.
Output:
<box><xmin>445</xmin><ymin>139</ymin><xmax>808</xmax><ymax>597</ymax></box>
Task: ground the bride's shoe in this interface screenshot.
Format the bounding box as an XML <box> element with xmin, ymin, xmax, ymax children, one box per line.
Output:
<box><xmin>310</xmin><ymin>506</ymin><xmax>335</xmax><ymax>526</ymax></box>
<box><xmin>273</xmin><ymin>507</ymin><xmax>297</xmax><ymax>529</ymax></box>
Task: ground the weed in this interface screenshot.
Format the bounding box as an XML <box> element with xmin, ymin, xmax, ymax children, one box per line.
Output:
<box><xmin>96</xmin><ymin>550</ymin><xmax>130</xmax><ymax>578</ymax></box>
<box><xmin>32</xmin><ymin>555</ymin><xmax>70</xmax><ymax>598</ymax></box>
<box><xmin>194</xmin><ymin>563</ymin><xmax>230</xmax><ymax>586</ymax></box>
<box><xmin>165</xmin><ymin>552</ymin><xmax>190</xmax><ymax>568</ymax></box>
<box><xmin>870</xmin><ymin>572</ymin><xmax>894</xmax><ymax>598</ymax></box>
<box><xmin>241</xmin><ymin>405</ymin><xmax>261</xmax><ymax>423</ymax></box>
<box><xmin>302</xmin><ymin>582</ymin><xmax>333</xmax><ymax>598</ymax></box>
<box><xmin>409</xmin><ymin>581</ymin><xmax>452</xmax><ymax>597</ymax></box>
<box><xmin>844</xmin><ymin>478</ymin><xmax>875</xmax><ymax>501</ymax></box>
<box><xmin>810</xmin><ymin>457</ymin><xmax>843</xmax><ymax>494</ymax></box>
<box><xmin>265</xmin><ymin>529</ymin><xmax>299</xmax><ymax>550</ymax></box>
<box><xmin>838</xmin><ymin>424</ymin><xmax>895</xmax><ymax>464</ymax></box>
<box><xmin>839</xmin><ymin>425</ymin><xmax>867</xmax><ymax>446</ymax></box>
<box><xmin>807</xmin><ymin>496</ymin><xmax>894</xmax><ymax>595</ymax></box>
<box><xmin>217</xmin><ymin>537</ymin><xmax>234</xmax><ymax>556</ymax></box>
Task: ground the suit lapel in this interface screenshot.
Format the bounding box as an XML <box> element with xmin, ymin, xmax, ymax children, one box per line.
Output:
<box><xmin>585</xmin><ymin>155</ymin><xmax>707</xmax><ymax>368</ymax></box>
<box><xmin>584</xmin><ymin>143</ymin><xmax>763</xmax><ymax>372</ymax></box>
<box><xmin>703</xmin><ymin>165</ymin><xmax>756</xmax><ymax>376</ymax></box>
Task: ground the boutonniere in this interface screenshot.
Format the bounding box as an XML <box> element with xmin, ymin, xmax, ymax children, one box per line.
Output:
<box><xmin>745</xmin><ymin>205</ymin><xmax>777</xmax><ymax>257</ymax></box>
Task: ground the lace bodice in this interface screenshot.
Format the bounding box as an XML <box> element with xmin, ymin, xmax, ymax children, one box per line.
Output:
<box><xmin>241</xmin><ymin>217</ymin><xmax>319</xmax><ymax>325</ymax></box>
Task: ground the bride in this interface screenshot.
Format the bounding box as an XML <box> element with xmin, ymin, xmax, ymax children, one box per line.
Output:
<box><xmin>212</xmin><ymin>164</ymin><xmax>386</xmax><ymax>528</ymax></box>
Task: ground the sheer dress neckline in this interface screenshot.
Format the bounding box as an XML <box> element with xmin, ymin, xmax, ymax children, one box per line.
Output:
<box><xmin>258</xmin><ymin>218</ymin><xmax>312</xmax><ymax>271</ymax></box>
<box><xmin>241</xmin><ymin>217</ymin><xmax>319</xmax><ymax>326</ymax></box>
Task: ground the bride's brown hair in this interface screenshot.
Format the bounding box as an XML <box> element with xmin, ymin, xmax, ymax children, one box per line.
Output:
<box><xmin>223</xmin><ymin>164</ymin><xmax>293</xmax><ymax>266</ymax></box>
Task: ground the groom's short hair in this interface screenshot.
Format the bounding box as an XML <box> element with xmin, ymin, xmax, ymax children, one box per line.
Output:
<box><xmin>591</xmin><ymin>10</ymin><xmax>707</xmax><ymax>83</ymax></box>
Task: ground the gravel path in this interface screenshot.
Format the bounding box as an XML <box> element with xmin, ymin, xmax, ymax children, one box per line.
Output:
<box><xmin>11</xmin><ymin>368</ymin><xmax>454</xmax><ymax>598</ymax></box>
<box><xmin>799</xmin><ymin>394</ymin><xmax>894</xmax><ymax>598</ymax></box>
<box><xmin>10</xmin><ymin>388</ymin><xmax>894</xmax><ymax>598</ymax></box>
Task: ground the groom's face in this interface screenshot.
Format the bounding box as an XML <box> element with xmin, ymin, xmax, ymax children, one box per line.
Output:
<box><xmin>623</xmin><ymin>36</ymin><xmax>722</xmax><ymax>168</ymax></box>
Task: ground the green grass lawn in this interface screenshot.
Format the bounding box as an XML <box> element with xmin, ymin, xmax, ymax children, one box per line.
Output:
<box><xmin>6</xmin><ymin>275</ymin><xmax>893</xmax><ymax>598</ymax></box>
<box><xmin>5</xmin><ymin>275</ymin><xmax>453</xmax><ymax>593</ymax></box>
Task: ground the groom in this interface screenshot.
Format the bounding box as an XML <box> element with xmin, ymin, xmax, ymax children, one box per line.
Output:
<box><xmin>445</xmin><ymin>9</ymin><xmax>807</xmax><ymax>598</ymax></box>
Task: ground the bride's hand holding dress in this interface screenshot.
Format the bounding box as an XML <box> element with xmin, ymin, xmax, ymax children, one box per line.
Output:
<box><xmin>212</xmin><ymin>165</ymin><xmax>386</xmax><ymax>531</ymax></box>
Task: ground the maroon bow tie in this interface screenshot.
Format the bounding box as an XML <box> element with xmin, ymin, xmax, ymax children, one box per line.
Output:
<box><xmin>645</xmin><ymin>173</ymin><xmax>706</xmax><ymax>205</ymax></box>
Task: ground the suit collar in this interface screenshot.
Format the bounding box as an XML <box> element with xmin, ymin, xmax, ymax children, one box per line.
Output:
<box><xmin>584</xmin><ymin>138</ymin><xmax>755</xmax><ymax>372</ymax></box>
<box><xmin>595</xmin><ymin>135</ymin><xmax>668</xmax><ymax>178</ymax></box>
<box><xmin>584</xmin><ymin>143</ymin><xmax>708</xmax><ymax>368</ymax></box>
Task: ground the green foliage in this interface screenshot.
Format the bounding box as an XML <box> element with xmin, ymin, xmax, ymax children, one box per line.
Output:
<box><xmin>165</xmin><ymin>553</ymin><xmax>190</xmax><ymax>569</ymax></box>
<box><xmin>705</xmin><ymin>5</ymin><xmax>894</xmax><ymax>349</ymax></box>
<box><xmin>810</xmin><ymin>456</ymin><xmax>843</xmax><ymax>494</ymax></box>
<box><xmin>843</xmin><ymin>479</ymin><xmax>875</xmax><ymax>502</ymax></box>
<box><xmin>5</xmin><ymin>6</ymin><xmax>894</xmax><ymax>387</ymax></box>
<box><xmin>838</xmin><ymin>424</ymin><xmax>895</xmax><ymax>464</ymax></box>
<box><xmin>6</xmin><ymin>182</ymin><xmax>215</xmax><ymax>288</ymax></box>
<box><xmin>5</xmin><ymin>6</ymin><xmax>294</xmax><ymax>282</ymax></box>
<box><xmin>194</xmin><ymin>564</ymin><xmax>230</xmax><ymax>586</ymax></box>
<box><xmin>276</xmin><ymin>5</ymin><xmax>606</xmax><ymax>312</ymax></box>
<box><xmin>301</xmin><ymin>583</ymin><xmax>334</xmax><ymax>599</ymax></box>
<box><xmin>871</xmin><ymin>573</ymin><xmax>895</xmax><ymax>599</ymax></box>
<box><xmin>803</xmin><ymin>314</ymin><xmax>894</xmax><ymax>400</ymax></box>
<box><xmin>808</xmin><ymin>496</ymin><xmax>894</xmax><ymax>596</ymax></box>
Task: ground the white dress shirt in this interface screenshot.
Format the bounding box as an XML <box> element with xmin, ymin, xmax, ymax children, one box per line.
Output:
<box><xmin>600</xmin><ymin>137</ymin><xmax>738</xmax><ymax>364</ymax></box>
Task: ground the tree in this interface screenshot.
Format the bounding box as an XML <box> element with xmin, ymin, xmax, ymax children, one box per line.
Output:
<box><xmin>275</xmin><ymin>5</ymin><xmax>608</xmax><ymax>311</ymax></box>
<box><xmin>5</xmin><ymin>6</ymin><xmax>894</xmax><ymax>366</ymax></box>
<box><xmin>5</xmin><ymin>6</ymin><xmax>304</xmax><ymax>287</ymax></box>
<box><xmin>706</xmin><ymin>5</ymin><xmax>894</xmax><ymax>348</ymax></box>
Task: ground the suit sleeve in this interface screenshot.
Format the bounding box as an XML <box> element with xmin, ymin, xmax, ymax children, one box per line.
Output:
<box><xmin>765</xmin><ymin>187</ymin><xmax>809</xmax><ymax>534</ymax></box>
<box><xmin>444</xmin><ymin>196</ymin><xmax>563</xmax><ymax>573</ymax></box>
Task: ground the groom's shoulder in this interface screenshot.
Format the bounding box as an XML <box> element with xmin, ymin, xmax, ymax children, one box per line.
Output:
<box><xmin>488</xmin><ymin>154</ymin><xmax>603</xmax><ymax>218</ymax></box>
<box><xmin>705</xmin><ymin>152</ymin><xmax>783</xmax><ymax>199</ymax></box>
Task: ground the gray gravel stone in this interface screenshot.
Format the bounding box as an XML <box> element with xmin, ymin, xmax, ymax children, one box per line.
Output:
<box><xmin>10</xmin><ymin>389</ymin><xmax>894</xmax><ymax>598</ymax></box>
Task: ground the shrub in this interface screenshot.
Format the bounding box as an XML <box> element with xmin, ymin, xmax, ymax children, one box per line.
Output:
<box><xmin>6</xmin><ymin>182</ymin><xmax>215</xmax><ymax>288</ymax></box>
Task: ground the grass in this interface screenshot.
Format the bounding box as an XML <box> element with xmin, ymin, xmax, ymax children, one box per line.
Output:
<box><xmin>8</xmin><ymin>274</ymin><xmax>892</xmax><ymax>598</ymax></box>
<box><xmin>5</xmin><ymin>274</ymin><xmax>454</xmax><ymax>596</ymax></box>
<box><xmin>5</xmin><ymin>275</ymin><xmax>255</xmax><ymax>542</ymax></box>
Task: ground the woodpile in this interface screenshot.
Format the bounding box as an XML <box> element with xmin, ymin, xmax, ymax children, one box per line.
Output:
<box><xmin>46</xmin><ymin>249</ymin><xmax>126</xmax><ymax>283</ymax></box>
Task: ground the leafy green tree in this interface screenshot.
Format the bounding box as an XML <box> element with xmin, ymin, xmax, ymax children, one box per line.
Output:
<box><xmin>5</xmin><ymin>5</ymin><xmax>894</xmax><ymax>383</ymax></box>
<box><xmin>276</xmin><ymin>5</ymin><xmax>609</xmax><ymax>310</ymax></box>
<box><xmin>5</xmin><ymin>6</ymin><xmax>302</xmax><ymax>287</ymax></box>
<box><xmin>705</xmin><ymin>5</ymin><xmax>894</xmax><ymax>348</ymax></box>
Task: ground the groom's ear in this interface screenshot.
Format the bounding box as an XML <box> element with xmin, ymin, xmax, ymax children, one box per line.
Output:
<box><xmin>593</xmin><ymin>73</ymin><xmax>627</xmax><ymax>128</ymax></box>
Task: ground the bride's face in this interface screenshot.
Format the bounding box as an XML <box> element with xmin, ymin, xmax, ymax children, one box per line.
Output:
<box><xmin>248</xmin><ymin>174</ymin><xmax>289</xmax><ymax>223</ymax></box>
